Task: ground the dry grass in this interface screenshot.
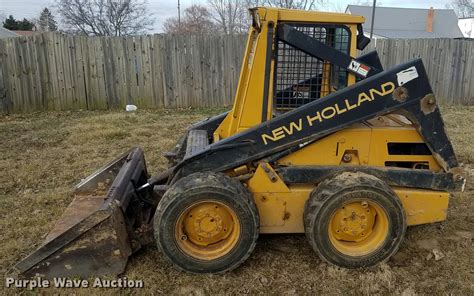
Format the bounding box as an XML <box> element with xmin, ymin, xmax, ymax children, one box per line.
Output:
<box><xmin>0</xmin><ymin>106</ymin><xmax>473</xmax><ymax>295</ymax></box>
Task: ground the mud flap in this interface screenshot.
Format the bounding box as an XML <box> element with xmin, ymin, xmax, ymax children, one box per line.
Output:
<box><xmin>11</xmin><ymin>147</ymin><xmax>154</xmax><ymax>279</ymax></box>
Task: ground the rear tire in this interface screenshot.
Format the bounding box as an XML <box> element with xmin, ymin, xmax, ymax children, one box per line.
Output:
<box><xmin>154</xmin><ymin>172</ymin><xmax>259</xmax><ymax>273</ymax></box>
<box><xmin>304</xmin><ymin>172</ymin><xmax>406</xmax><ymax>268</ymax></box>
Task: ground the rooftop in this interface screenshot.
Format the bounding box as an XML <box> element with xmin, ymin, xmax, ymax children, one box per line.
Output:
<box><xmin>346</xmin><ymin>5</ymin><xmax>464</xmax><ymax>39</ymax></box>
<box><xmin>0</xmin><ymin>27</ymin><xmax>19</xmax><ymax>38</ymax></box>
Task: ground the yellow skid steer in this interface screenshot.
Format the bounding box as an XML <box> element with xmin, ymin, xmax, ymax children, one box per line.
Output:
<box><xmin>13</xmin><ymin>7</ymin><xmax>465</xmax><ymax>278</ymax></box>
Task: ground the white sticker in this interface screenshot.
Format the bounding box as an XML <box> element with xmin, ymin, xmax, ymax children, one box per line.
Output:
<box><xmin>348</xmin><ymin>60</ymin><xmax>370</xmax><ymax>77</ymax></box>
<box><xmin>397</xmin><ymin>66</ymin><xmax>419</xmax><ymax>86</ymax></box>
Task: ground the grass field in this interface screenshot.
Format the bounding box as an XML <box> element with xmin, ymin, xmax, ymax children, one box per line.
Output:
<box><xmin>0</xmin><ymin>107</ymin><xmax>473</xmax><ymax>295</ymax></box>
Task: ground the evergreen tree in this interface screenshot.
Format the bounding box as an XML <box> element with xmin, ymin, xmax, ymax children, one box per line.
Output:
<box><xmin>38</xmin><ymin>8</ymin><xmax>58</xmax><ymax>32</ymax></box>
<box><xmin>3</xmin><ymin>15</ymin><xmax>35</xmax><ymax>30</ymax></box>
<box><xmin>3</xmin><ymin>15</ymin><xmax>18</xmax><ymax>30</ymax></box>
<box><xmin>18</xmin><ymin>18</ymin><xmax>35</xmax><ymax>30</ymax></box>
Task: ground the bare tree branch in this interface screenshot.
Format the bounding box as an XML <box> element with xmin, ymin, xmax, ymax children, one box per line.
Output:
<box><xmin>446</xmin><ymin>0</ymin><xmax>474</xmax><ymax>18</ymax></box>
<box><xmin>207</xmin><ymin>0</ymin><xmax>253</xmax><ymax>34</ymax></box>
<box><xmin>163</xmin><ymin>4</ymin><xmax>216</xmax><ymax>34</ymax></box>
<box><xmin>261</xmin><ymin>0</ymin><xmax>323</xmax><ymax>10</ymax></box>
<box><xmin>56</xmin><ymin>0</ymin><xmax>154</xmax><ymax>36</ymax></box>
<box><xmin>206</xmin><ymin>0</ymin><xmax>328</xmax><ymax>35</ymax></box>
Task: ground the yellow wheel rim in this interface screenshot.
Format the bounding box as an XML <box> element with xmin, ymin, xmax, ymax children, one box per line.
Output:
<box><xmin>328</xmin><ymin>200</ymin><xmax>389</xmax><ymax>257</ymax></box>
<box><xmin>175</xmin><ymin>201</ymin><xmax>240</xmax><ymax>260</ymax></box>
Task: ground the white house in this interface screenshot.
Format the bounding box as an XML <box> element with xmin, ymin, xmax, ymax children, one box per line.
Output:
<box><xmin>458</xmin><ymin>18</ymin><xmax>474</xmax><ymax>38</ymax></box>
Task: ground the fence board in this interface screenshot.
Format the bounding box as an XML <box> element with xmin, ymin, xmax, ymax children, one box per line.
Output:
<box><xmin>0</xmin><ymin>34</ymin><xmax>472</xmax><ymax>113</ymax></box>
<box><xmin>151</xmin><ymin>35</ymin><xmax>164</xmax><ymax>107</ymax></box>
<box><xmin>0</xmin><ymin>39</ymin><xmax>10</xmax><ymax>112</ymax></box>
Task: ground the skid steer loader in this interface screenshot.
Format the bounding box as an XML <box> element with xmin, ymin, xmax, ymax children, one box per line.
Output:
<box><xmin>13</xmin><ymin>7</ymin><xmax>465</xmax><ymax>278</ymax></box>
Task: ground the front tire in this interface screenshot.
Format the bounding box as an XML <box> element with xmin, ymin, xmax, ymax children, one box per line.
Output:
<box><xmin>304</xmin><ymin>172</ymin><xmax>406</xmax><ymax>268</ymax></box>
<box><xmin>154</xmin><ymin>172</ymin><xmax>259</xmax><ymax>273</ymax></box>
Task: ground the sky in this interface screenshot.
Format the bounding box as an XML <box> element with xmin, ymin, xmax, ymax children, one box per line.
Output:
<box><xmin>0</xmin><ymin>0</ymin><xmax>456</xmax><ymax>33</ymax></box>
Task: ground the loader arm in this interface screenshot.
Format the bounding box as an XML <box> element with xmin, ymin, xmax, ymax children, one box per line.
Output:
<box><xmin>176</xmin><ymin>59</ymin><xmax>460</xmax><ymax>180</ymax></box>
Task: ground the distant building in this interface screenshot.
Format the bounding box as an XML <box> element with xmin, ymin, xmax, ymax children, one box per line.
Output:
<box><xmin>12</xmin><ymin>30</ymin><xmax>38</xmax><ymax>37</ymax></box>
<box><xmin>458</xmin><ymin>18</ymin><xmax>474</xmax><ymax>38</ymax></box>
<box><xmin>0</xmin><ymin>27</ymin><xmax>20</xmax><ymax>38</ymax></box>
<box><xmin>346</xmin><ymin>5</ymin><xmax>464</xmax><ymax>39</ymax></box>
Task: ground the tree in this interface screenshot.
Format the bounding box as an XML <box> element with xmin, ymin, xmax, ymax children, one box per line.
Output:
<box><xmin>55</xmin><ymin>0</ymin><xmax>154</xmax><ymax>36</ymax></box>
<box><xmin>2</xmin><ymin>15</ymin><xmax>35</xmax><ymax>30</ymax></box>
<box><xmin>3</xmin><ymin>15</ymin><xmax>17</xmax><ymax>30</ymax></box>
<box><xmin>206</xmin><ymin>0</ymin><xmax>329</xmax><ymax>34</ymax></box>
<box><xmin>18</xmin><ymin>18</ymin><xmax>35</xmax><ymax>30</ymax></box>
<box><xmin>261</xmin><ymin>0</ymin><xmax>324</xmax><ymax>10</ymax></box>
<box><xmin>38</xmin><ymin>8</ymin><xmax>58</xmax><ymax>32</ymax></box>
<box><xmin>447</xmin><ymin>0</ymin><xmax>474</xmax><ymax>18</ymax></box>
<box><xmin>207</xmin><ymin>0</ymin><xmax>252</xmax><ymax>34</ymax></box>
<box><xmin>163</xmin><ymin>4</ymin><xmax>215</xmax><ymax>34</ymax></box>
<box><xmin>163</xmin><ymin>17</ymin><xmax>182</xmax><ymax>34</ymax></box>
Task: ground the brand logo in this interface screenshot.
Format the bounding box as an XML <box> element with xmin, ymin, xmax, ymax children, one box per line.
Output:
<box><xmin>261</xmin><ymin>81</ymin><xmax>395</xmax><ymax>145</ymax></box>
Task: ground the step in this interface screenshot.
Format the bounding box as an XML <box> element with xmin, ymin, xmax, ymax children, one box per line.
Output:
<box><xmin>184</xmin><ymin>129</ymin><xmax>209</xmax><ymax>159</ymax></box>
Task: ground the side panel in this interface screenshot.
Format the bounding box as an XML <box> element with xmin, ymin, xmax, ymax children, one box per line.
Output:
<box><xmin>246</xmin><ymin>166</ymin><xmax>450</xmax><ymax>233</ymax></box>
<box><xmin>369</xmin><ymin>127</ymin><xmax>442</xmax><ymax>171</ymax></box>
<box><xmin>277</xmin><ymin>126</ymin><xmax>372</xmax><ymax>166</ymax></box>
<box><xmin>394</xmin><ymin>188</ymin><xmax>449</xmax><ymax>226</ymax></box>
<box><xmin>246</xmin><ymin>164</ymin><xmax>306</xmax><ymax>233</ymax></box>
<box><xmin>277</xmin><ymin>121</ymin><xmax>442</xmax><ymax>171</ymax></box>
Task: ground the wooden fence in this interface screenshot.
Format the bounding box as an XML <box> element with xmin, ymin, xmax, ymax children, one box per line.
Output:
<box><xmin>361</xmin><ymin>38</ymin><xmax>473</xmax><ymax>105</ymax></box>
<box><xmin>0</xmin><ymin>33</ymin><xmax>246</xmax><ymax>113</ymax></box>
<box><xmin>0</xmin><ymin>34</ymin><xmax>472</xmax><ymax>113</ymax></box>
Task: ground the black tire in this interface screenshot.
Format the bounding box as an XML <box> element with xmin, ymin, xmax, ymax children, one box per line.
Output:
<box><xmin>154</xmin><ymin>172</ymin><xmax>259</xmax><ymax>273</ymax></box>
<box><xmin>304</xmin><ymin>172</ymin><xmax>406</xmax><ymax>268</ymax></box>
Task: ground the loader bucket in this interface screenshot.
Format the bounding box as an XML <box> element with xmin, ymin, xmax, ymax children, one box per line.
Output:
<box><xmin>11</xmin><ymin>147</ymin><xmax>154</xmax><ymax>279</ymax></box>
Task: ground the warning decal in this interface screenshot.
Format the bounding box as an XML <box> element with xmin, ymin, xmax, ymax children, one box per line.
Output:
<box><xmin>348</xmin><ymin>60</ymin><xmax>370</xmax><ymax>77</ymax></box>
<box><xmin>396</xmin><ymin>66</ymin><xmax>419</xmax><ymax>86</ymax></box>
